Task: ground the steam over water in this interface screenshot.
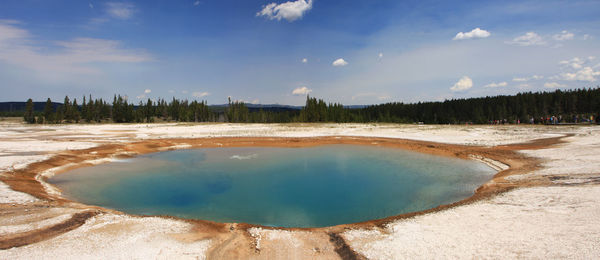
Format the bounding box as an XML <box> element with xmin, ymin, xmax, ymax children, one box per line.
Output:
<box><xmin>50</xmin><ymin>145</ymin><xmax>495</xmax><ymax>227</ymax></box>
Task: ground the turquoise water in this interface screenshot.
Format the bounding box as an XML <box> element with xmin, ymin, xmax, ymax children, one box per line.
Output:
<box><xmin>49</xmin><ymin>145</ymin><xmax>495</xmax><ymax>227</ymax></box>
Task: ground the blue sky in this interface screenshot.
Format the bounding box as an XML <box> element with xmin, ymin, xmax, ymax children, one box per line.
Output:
<box><xmin>1</xmin><ymin>0</ymin><xmax>599</xmax><ymax>105</ymax></box>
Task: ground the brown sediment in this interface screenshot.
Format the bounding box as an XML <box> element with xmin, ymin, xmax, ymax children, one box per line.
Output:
<box><xmin>0</xmin><ymin>210</ymin><xmax>100</xmax><ymax>250</ymax></box>
<box><xmin>328</xmin><ymin>232</ymin><xmax>367</xmax><ymax>260</ymax></box>
<box><xmin>0</xmin><ymin>135</ymin><xmax>568</xmax><ymax>257</ymax></box>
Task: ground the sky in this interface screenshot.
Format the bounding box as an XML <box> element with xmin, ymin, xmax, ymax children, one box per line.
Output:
<box><xmin>0</xmin><ymin>0</ymin><xmax>599</xmax><ymax>105</ymax></box>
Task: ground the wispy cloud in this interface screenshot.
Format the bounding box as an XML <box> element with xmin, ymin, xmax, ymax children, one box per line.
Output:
<box><xmin>512</xmin><ymin>75</ymin><xmax>543</xmax><ymax>82</ymax></box>
<box><xmin>192</xmin><ymin>91</ymin><xmax>210</xmax><ymax>98</ymax></box>
<box><xmin>483</xmin><ymin>81</ymin><xmax>507</xmax><ymax>88</ymax></box>
<box><xmin>352</xmin><ymin>93</ymin><xmax>391</xmax><ymax>101</ymax></box>
<box><xmin>106</xmin><ymin>2</ymin><xmax>136</xmax><ymax>20</ymax></box>
<box><xmin>450</xmin><ymin>76</ymin><xmax>473</xmax><ymax>92</ymax></box>
<box><xmin>453</xmin><ymin>28</ymin><xmax>491</xmax><ymax>40</ymax></box>
<box><xmin>0</xmin><ymin>21</ymin><xmax>152</xmax><ymax>80</ymax></box>
<box><xmin>553</xmin><ymin>30</ymin><xmax>574</xmax><ymax>41</ymax></box>
<box><xmin>194</xmin><ymin>1</ymin><xmax>201</xmax><ymax>6</ymax></box>
<box><xmin>505</xmin><ymin>32</ymin><xmax>546</xmax><ymax>46</ymax></box>
<box><xmin>544</xmin><ymin>82</ymin><xmax>566</xmax><ymax>88</ymax></box>
<box><xmin>559</xmin><ymin>57</ymin><xmax>585</xmax><ymax>69</ymax></box>
<box><xmin>257</xmin><ymin>0</ymin><xmax>313</xmax><ymax>22</ymax></box>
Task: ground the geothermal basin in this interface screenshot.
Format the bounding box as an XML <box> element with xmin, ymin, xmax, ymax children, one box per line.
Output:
<box><xmin>49</xmin><ymin>145</ymin><xmax>495</xmax><ymax>227</ymax></box>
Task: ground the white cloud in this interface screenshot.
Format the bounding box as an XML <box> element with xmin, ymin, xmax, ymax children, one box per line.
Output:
<box><xmin>378</xmin><ymin>52</ymin><xmax>383</xmax><ymax>59</ymax></box>
<box><xmin>561</xmin><ymin>67</ymin><xmax>600</xmax><ymax>82</ymax></box>
<box><xmin>181</xmin><ymin>90</ymin><xmax>189</xmax><ymax>94</ymax></box>
<box><xmin>512</xmin><ymin>75</ymin><xmax>543</xmax><ymax>82</ymax></box>
<box><xmin>559</xmin><ymin>57</ymin><xmax>584</xmax><ymax>69</ymax></box>
<box><xmin>505</xmin><ymin>32</ymin><xmax>546</xmax><ymax>46</ymax></box>
<box><xmin>0</xmin><ymin>22</ymin><xmax>151</xmax><ymax>79</ymax></box>
<box><xmin>453</xmin><ymin>28</ymin><xmax>491</xmax><ymax>40</ymax></box>
<box><xmin>192</xmin><ymin>91</ymin><xmax>210</xmax><ymax>98</ymax></box>
<box><xmin>256</xmin><ymin>0</ymin><xmax>313</xmax><ymax>22</ymax></box>
<box><xmin>292</xmin><ymin>86</ymin><xmax>312</xmax><ymax>95</ymax></box>
<box><xmin>137</xmin><ymin>90</ymin><xmax>151</xmax><ymax>99</ymax></box>
<box><xmin>450</xmin><ymin>76</ymin><xmax>473</xmax><ymax>92</ymax></box>
<box><xmin>583</xmin><ymin>34</ymin><xmax>591</xmax><ymax>40</ymax></box>
<box><xmin>332</xmin><ymin>58</ymin><xmax>348</xmax><ymax>67</ymax></box>
<box><xmin>194</xmin><ymin>1</ymin><xmax>200</xmax><ymax>6</ymax></box>
<box><xmin>556</xmin><ymin>56</ymin><xmax>600</xmax><ymax>82</ymax></box>
<box><xmin>89</xmin><ymin>3</ymin><xmax>94</xmax><ymax>9</ymax></box>
<box><xmin>301</xmin><ymin>58</ymin><xmax>307</xmax><ymax>63</ymax></box>
<box><xmin>483</xmin><ymin>81</ymin><xmax>508</xmax><ymax>88</ymax></box>
<box><xmin>553</xmin><ymin>30</ymin><xmax>574</xmax><ymax>41</ymax></box>
<box><xmin>544</xmin><ymin>82</ymin><xmax>566</xmax><ymax>88</ymax></box>
<box><xmin>106</xmin><ymin>2</ymin><xmax>135</xmax><ymax>19</ymax></box>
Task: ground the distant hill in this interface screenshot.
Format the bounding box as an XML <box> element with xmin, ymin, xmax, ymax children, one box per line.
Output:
<box><xmin>208</xmin><ymin>104</ymin><xmax>302</xmax><ymax>112</ymax></box>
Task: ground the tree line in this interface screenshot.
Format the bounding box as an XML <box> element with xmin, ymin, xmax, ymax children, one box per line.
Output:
<box><xmin>20</xmin><ymin>87</ymin><xmax>600</xmax><ymax>124</ymax></box>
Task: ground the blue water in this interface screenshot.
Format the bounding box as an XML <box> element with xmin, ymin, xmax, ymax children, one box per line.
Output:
<box><xmin>49</xmin><ymin>145</ymin><xmax>495</xmax><ymax>227</ymax></box>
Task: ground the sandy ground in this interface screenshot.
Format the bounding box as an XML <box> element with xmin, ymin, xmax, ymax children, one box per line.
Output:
<box><xmin>0</xmin><ymin>122</ymin><xmax>599</xmax><ymax>259</ymax></box>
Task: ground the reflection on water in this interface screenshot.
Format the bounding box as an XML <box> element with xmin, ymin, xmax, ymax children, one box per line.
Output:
<box><xmin>49</xmin><ymin>145</ymin><xmax>495</xmax><ymax>227</ymax></box>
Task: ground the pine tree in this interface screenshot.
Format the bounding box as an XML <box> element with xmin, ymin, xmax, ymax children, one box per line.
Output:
<box><xmin>72</xmin><ymin>98</ymin><xmax>80</xmax><ymax>123</ymax></box>
<box><xmin>43</xmin><ymin>98</ymin><xmax>53</xmax><ymax>123</ymax></box>
<box><xmin>24</xmin><ymin>98</ymin><xmax>35</xmax><ymax>123</ymax></box>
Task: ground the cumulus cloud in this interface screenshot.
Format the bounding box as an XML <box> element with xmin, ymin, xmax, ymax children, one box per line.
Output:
<box><xmin>292</xmin><ymin>86</ymin><xmax>312</xmax><ymax>95</ymax></box>
<box><xmin>301</xmin><ymin>58</ymin><xmax>307</xmax><ymax>63</ymax></box>
<box><xmin>556</xmin><ymin>56</ymin><xmax>600</xmax><ymax>82</ymax></box>
<box><xmin>106</xmin><ymin>2</ymin><xmax>135</xmax><ymax>19</ymax></box>
<box><xmin>484</xmin><ymin>81</ymin><xmax>508</xmax><ymax>88</ymax></box>
<box><xmin>561</xmin><ymin>67</ymin><xmax>600</xmax><ymax>82</ymax></box>
<box><xmin>256</xmin><ymin>0</ymin><xmax>312</xmax><ymax>22</ymax></box>
<box><xmin>0</xmin><ymin>22</ymin><xmax>152</xmax><ymax>79</ymax></box>
<box><xmin>544</xmin><ymin>82</ymin><xmax>566</xmax><ymax>88</ymax></box>
<box><xmin>450</xmin><ymin>76</ymin><xmax>473</xmax><ymax>92</ymax></box>
<box><xmin>332</xmin><ymin>58</ymin><xmax>348</xmax><ymax>67</ymax></box>
<box><xmin>144</xmin><ymin>89</ymin><xmax>151</xmax><ymax>94</ymax></box>
<box><xmin>505</xmin><ymin>32</ymin><xmax>546</xmax><ymax>46</ymax></box>
<box><xmin>192</xmin><ymin>91</ymin><xmax>210</xmax><ymax>98</ymax></box>
<box><xmin>512</xmin><ymin>75</ymin><xmax>543</xmax><ymax>82</ymax></box>
<box><xmin>553</xmin><ymin>30</ymin><xmax>574</xmax><ymax>41</ymax></box>
<box><xmin>453</xmin><ymin>28</ymin><xmax>491</xmax><ymax>40</ymax></box>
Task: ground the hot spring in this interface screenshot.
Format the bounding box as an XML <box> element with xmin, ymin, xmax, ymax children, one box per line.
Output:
<box><xmin>49</xmin><ymin>145</ymin><xmax>496</xmax><ymax>228</ymax></box>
